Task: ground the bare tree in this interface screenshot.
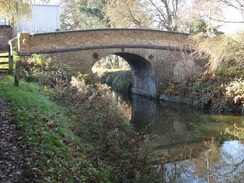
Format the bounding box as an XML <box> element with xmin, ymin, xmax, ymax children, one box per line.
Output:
<box><xmin>219</xmin><ymin>0</ymin><xmax>244</xmax><ymax>19</ymax></box>
<box><xmin>60</xmin><ymin>0</ymin><xmax>108</xmax><ymax>30</ymax></box>
<box><xmin>0</xmin><ymin>0</ymin><xmax>32</xmax><ymax>23</ymax></box>
<box><xmin>145</xmin><ymin>0</ymin><xmax>187</xmax><ymax>31</ymax></box>
<box><xmin>192</xmin><ymin>0</ymin><xmax>244</xmax><ymax>23</ymax></box>
<box><xmin>103</xmin><ymin>0</ymin><xmax>151</xmax><ymax>28</ymax></box>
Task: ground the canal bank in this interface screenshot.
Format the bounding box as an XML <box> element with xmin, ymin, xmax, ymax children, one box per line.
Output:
<box><xmin>101</xmin><ymin>69</ymin><xmax>244</xmax><ymax>114</ymax></box>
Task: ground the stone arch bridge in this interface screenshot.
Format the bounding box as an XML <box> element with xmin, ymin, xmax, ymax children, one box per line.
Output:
<box><xmin>10</xmin><ymin>28</ymin><xmax>206</xmax><ymax>98</ymax></box>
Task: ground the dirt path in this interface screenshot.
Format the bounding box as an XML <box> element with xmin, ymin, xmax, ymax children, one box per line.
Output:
<box><xmin>0</xmin><ymin>73</ymin><xmax>30</xmax><ymax>182</ymax></box>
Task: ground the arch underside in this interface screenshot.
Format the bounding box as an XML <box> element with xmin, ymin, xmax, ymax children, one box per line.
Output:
<box><xmin>114</xmin><ymin>52</ymin><xmax>157</xmax><ymax>98</ymax></box>
<box><xmin>48</xmin><ymin>48</ymin><xmax>158</xmax><ymax>98</ymax></box>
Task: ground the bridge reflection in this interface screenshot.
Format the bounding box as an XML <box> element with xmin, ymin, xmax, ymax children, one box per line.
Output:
<box><xmin>129</xmin><ymin>94</ymin><xmax>243</xmax><ymax>162</ymax></box>
<box><xmin>113</xmin><ymin>92</ymin><xmax>243</xmax><ymax>182</ymax></box>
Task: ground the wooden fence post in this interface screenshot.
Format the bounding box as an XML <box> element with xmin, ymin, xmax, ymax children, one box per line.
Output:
<box><xmin>8</xmin><ymin>45</ymin><xmax>13</xmax><ymax>74</ymax></box>
<box><xmin>14</xmin><ymin>60</ymin><xmax>20</xmax><ymax>86</ymax></box>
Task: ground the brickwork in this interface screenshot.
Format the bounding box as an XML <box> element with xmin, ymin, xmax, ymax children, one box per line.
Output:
<box><xmin>11</xmin><ymin>28</ymin><xmax>207</xmax><ymax>97</ymax></box>
<box><xmin>0</xmin><ymin>26</ymin><xmax>12</xmax><ymax>52</ymax></box>
<box><xmin>14</xmin><ymin>29</ymin><xmax>193</xmax><ymax>55</ymax></box>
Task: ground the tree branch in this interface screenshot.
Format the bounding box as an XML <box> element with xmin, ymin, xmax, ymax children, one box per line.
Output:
<box><xmin>207</xmin><ymin>16</ymin><xmax>244</xmax><ymax>23</ymax></box>
<box><xmin>224</xmin><ymin>159</ymin><xmax>244</xmax><ymax>175</ymax></box>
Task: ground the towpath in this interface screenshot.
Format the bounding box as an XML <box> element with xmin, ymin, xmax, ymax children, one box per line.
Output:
<box><xmin>0</xmin><ymin>73</ymin><xmax>30</xmax><ymax>182</ymax></box>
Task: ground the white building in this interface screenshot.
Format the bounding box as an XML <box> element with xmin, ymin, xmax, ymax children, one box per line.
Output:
<box><xmin>17</xmin><ymin>4</ymin><xmax>60</xmax><ymax>34</ymax></box>
<box><xmin>1</xmin><ymin>4</ymin><xmax>60</xmax><ymax>35</ymax></box>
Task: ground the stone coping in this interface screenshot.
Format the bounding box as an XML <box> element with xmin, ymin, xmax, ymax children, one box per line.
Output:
<box><xmin>29</xmin><ymin>28</ymin><xmax>191</xmax><ymax>36</ymax></box>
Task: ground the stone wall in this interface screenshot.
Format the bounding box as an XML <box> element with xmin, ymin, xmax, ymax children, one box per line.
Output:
<box><xmin>0</xmin><ymin>26</ymin><xmax>12</xmax><ymax>52</ymax></box>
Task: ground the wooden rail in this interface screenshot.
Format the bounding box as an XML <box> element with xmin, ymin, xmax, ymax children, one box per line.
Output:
<box><xmin>0</xmin><ymin>46</ymin><xmax>13</xmax><ymax>74</ymax></box>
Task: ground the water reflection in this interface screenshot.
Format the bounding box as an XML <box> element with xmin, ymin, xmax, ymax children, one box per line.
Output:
<box><xmin>164</xmin><ymin>140</ymin><xmax>244</xmax><ymax>183</ymax></box>
<box><xmin>116</xmin><ymin>93</ymin><xmax>244</xmax><ymax>182</ymax></box>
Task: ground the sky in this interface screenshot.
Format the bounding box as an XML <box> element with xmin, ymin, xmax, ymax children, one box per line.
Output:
<box><xmin>33</xmin><ymin>0</ymin><xmax>244</xmax><ymax>34</ymax></box>
<box><xmin>215</xmin><ymin>4</ymin><xmax>244</xmax><ymax>34</ymax></box>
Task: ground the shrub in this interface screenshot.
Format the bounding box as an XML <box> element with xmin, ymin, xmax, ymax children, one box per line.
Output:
<box><xmin>53</xmin><ymin>72</ymin><xmax>163</xmax><ymax>182</ymax></box>
<box><xmin>190</xmin><ymin>32</ymin><xmax>244</xmax><ymax>72</ymax></box>
<box><xmin>226</xmin><ymin>79</ymin><xmax>244</xmax><ymax>106</ymax></box>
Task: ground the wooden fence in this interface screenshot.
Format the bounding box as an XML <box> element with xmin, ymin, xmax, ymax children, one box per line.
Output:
<box><xmin>0</xmin><ymin>46</ymin><xmax>13</xmax><ymax>74</ymax></box>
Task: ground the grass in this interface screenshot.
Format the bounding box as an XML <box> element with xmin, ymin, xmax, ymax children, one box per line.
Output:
<box><xmin>0</xmin><ymin>75</ymin><xmax>162</xmax><ymax>182</ymax></box>
<box><xmin>0</xmin><ymin>75</ymin><xmax>85</xmax><ymax>182</ymax></box>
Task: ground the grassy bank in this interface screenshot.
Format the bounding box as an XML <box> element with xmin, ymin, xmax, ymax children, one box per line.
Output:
<box><xmin>0</xmin><ymin>75</ymin><xmax>162</xmax><ymax>182</ymax></box>
<box><xmin>0</xmin><ymin>75</ymin><xmax>80</xmax><ymax>182</ymax></box>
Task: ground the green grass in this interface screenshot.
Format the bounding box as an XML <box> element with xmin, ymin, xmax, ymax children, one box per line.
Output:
<box><xmin>0</xmin><ymin>75</ymin><xmax>86</xmax><ymax>182</ymax></box>
<box><xmin>0</xmin><ymin>75</ymin><xmax>162</xmax><ymax>182</ymax></box>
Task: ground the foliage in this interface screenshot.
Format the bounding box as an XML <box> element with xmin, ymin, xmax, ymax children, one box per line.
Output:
<box><xmin>225</xmin><ymin>123</ymin><xmax>244</xmax><ymax>140</ymax></box>
<box><xmin>190</xmin><ymin>32</ymin><xmax>244</xmax><ymax>72</ymax></box>
<box><xmin>145</xmin><ymin>0</ymin><xmax>187</xmax><ymax>31</ymax></box>
<box><xmin>103</xmin><ymin>0</ymin><xmax>151</xmax><ymax>28</ymax></box>
<box><xmin>186</xmin><ymin>16</ymin><xmax>208</xmax><ymax>33</ymax></box>
<box><xmin>0</xmin><ymin>76</ymin><xmax>79</xmax><ymax>182</ymax></box>
<box><xmin>60</xmin><ymin>0</ymin><xmax>108</xmax><ymax>30</ymax></box>
<box><xmin>190</xmin><ymin>70</ymin><xmax>243</xmax><ymax>113</ymax></box>
<box><xmin>54</xmin><ymin>75</ymin><xmax>163</xmax><ymax>182</ymax></box>
<box><xmin>162</xmin><ymin>68</ymin><xmax>243</xmax><ymax>114</ymax></box>
<box><xmin>192</xmin><ymin>0</ymin><xmax>244</xmax><ymax>23</ymax></box>
<box><xmin>0</xmin><ymin>56</ymin><xmax>164</xmax><ymax>182</ymax></box>
<box><xmin>0</xmin><ymin>0</ymin><xmax>32</xmax><ymax>23</ymax></box>
<box><xmin>93</xmin><ymin>54</ymin><xmax>130</xmax><ymax>70</ymax></box>
<box><xmin>21</xmin><ymin>54</ymin><xmax>52</xmax><ymax>73</ymax></box>
<box><xmin>226</xmin><ymin>78</ymin><xmax>244</xmax><ymax>106</ymax></box>
<box><xmin>20</xmin><ymin>54</ymin><xmax>78</xmax><ymax>85</ymax></box>
<box><xmin>102</xmin><ymin>70</ymin><xmax>132</xmax><ymax>93</ymax></box>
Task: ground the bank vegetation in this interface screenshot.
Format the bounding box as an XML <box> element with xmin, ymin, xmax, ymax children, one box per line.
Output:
<box><xmin>163</xmin><ymin>32</ymin><xmax>244</xmax><ymax>114</ymax></box>
<box><xmin>0</xmin><ymin>57</ymin><xmax>163</xmax><ymax>182</ymax></box>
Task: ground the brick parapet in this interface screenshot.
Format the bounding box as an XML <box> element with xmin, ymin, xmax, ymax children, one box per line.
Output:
<box><xmin>15</xmin><ymin>29</ymin><xmax>194</xmax><ymax>55</ymax></box>
<box><xmin>0</xmin><ymin>25</ymin><xmax>12</xmax><ymax>52</ymax></box>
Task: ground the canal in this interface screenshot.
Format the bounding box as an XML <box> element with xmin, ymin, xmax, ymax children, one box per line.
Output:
<box><xmin>114</xmin><ymin>92</ymin><xmax>244</xmax><ymax>183</ymax></box>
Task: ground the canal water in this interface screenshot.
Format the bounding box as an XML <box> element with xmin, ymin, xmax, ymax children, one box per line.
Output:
<box><xmin>115</xmin><ymin>93</ymin><xmax>244</xmax><ymax>183</ymax></box>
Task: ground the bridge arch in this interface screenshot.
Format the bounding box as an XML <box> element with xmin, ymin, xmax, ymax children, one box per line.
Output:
<box><xmin>12</xmin><ymin>29</ymin><xmax>207</xmax><ymax>98</ymax></box>
<box><xmin>115</xmin><ymin>52</ymin><xmax>157</xmax><ymax>98</ymax></box>
<box><xmin>92</xmin><ymin>51</ymin><xmax>157</xmax><ymax>98</ymax></box>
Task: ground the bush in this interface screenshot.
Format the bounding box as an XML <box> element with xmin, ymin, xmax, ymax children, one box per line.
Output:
<box><xmin>190</xmin><ymin>32</ymin><xmax>244</xmax><ymax>72</ymax></box>
<box><xmin>52</xmin><ymin>72</ymin><xmax>164</xmax><ymax>182</ymax></box>
<box><xmin>226</xmin><ymin>79</ymin><xmax>244</xmax><ymax>106</ymax></box>
<box><xmin>5</xmin><ymin>53</ymin><xmax>164</xmax><ymax>182</ymax></box>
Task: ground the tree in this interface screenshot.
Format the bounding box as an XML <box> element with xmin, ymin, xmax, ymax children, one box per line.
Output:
<box><xmin>60</xmin><ymin>0</ymin><xmax>108</xmax><ymax>30</ymax></box>
<box><xmin>0</xmin><ymin>0</ymin><xmax>32</xmax><ymax>23</ymax></box>
<box><xmin>33</xmin><ymin>0</ymin><xmax>50</xmax><ymax>3</ymax></box>
<box><xmin>214</xmin><ymin>0</ymin><xmax>244</xmax><ymax>20</ymax></box>
<box><xmin>145</xmin><ymin>0</ymin><xmax>187</xmax><ymax>31</ymax></box>
<box><xmin>103</xmin><ymin>0</ymin><xmax>151</xmax><ymax>28</ymax></box>
<box><xmin>186</xmin><ymin>16</ymin><xmax>208</xmax><ymax>33</ymax></box>
<box><xmin>191</xmin><ymin>0</ymin><xmax>244</xmax><ymax>24</ymax></box>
